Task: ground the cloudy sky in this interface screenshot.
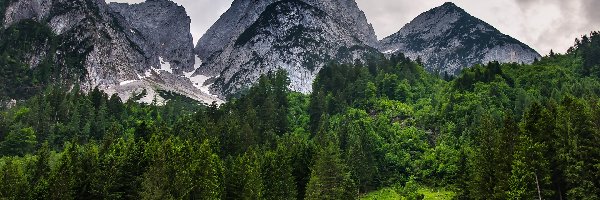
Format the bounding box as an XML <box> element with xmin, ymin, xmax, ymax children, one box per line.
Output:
<box><xmin>109</xmin><ymin>0</ymin><xmax>600</xmax><ymax>55</ymax></box>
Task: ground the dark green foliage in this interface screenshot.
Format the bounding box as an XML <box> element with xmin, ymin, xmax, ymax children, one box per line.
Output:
<box><xmin>0</xmin><ymin>0</ymin><xmax>6</xmax><ymax>25</ymax></box>
<box><xmin>0</xmin><ymin>18</ymin><xmax>94</xmax><ymax>100</ymax></box>
<box><xmin>262</xmin><ymin>147</ymin><xmax>298</xmax><ymax>200</ymax></box>
<box><xmin>306</xmin><ymin>137</ymin><xmax>355</xmax><ymax>200</ymax></box>
<box><xmin>575</xmin><ymin>32</ymin><xmax>600</xmax><ymax>77</ymax></box>
<box><xmin>0</xmin><ymin>127</ymin><xmax>36</xmax><ymax>156</ymax></box>
<box><xmin>224</xmin><ymin>148</ymin><xmax>264</xmax><ymax>200</ymax></box>
<box><xmin>141</xmin><ymin>137</ymin><xmax>223</xmax><ymax>199</ymax></box>
<box><xmin>0</xmin><ymin>20</ymin><xmax>55</xmax><ymax>99</ymax></box>
<box><xmin>235</xmin><ymin>0</ymin><xmax>326</xmax><ymax>47</ymax></box>
<box><xmin>1</xmin><ymin>33</ymin><xmax>600</xmax><ymax>200</ymax></box>
<box><xmin>454</xmin><ymin>61</ymin><xmax>511</xmax><ymax>91</ymax></box>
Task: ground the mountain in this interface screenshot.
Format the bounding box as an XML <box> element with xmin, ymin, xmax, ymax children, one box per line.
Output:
<box><xmin>2</xmin><ymin>0</ymin><xmax>543</xmax><ymax>102</ymax></box>
<box><xmin>109</xmin><ymin>0</ymin><xmax>195</xmax><ymax>74</ymax></box>
<box><xmin>3</xmin><ymin>0</ymin><xmax>147</xmax><ymax>90</ymax></box>
<box><xmin>1</xmin><ymin>0</ymin><xmax>221</xmax><ymax>104</ymax></box>
<box><xmin>378</xmin><ymin>2</ymin><xmax>541</xmax><ymax>75</ymax></box>
<box><xmin>194</xmin><ymin>0</ymin><xmax>380</xmax><ymax>97</ymax></box>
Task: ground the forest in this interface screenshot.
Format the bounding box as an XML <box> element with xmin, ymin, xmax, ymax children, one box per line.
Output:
<box><xmin>0</xmin><ymin>32</ymin><xmax>600</xmax><ymax>199</ymax></box>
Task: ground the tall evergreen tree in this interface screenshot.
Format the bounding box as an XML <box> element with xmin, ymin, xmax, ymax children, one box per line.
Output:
<box><xmin>262</xmin><ymin>148</ymin><xmax>297</xmax><ymax>200</ymax></box>
<box><xmin>306</xmin><ymin>133</ymin><xmax>355</xmax><ymax>200</ymax></box>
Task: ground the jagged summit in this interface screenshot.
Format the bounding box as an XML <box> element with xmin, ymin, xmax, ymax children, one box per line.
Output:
<box><xmin>441</xmin><ymin>2</ymin><xmax>459</xmax><ymax>8</ymax></box>
<box><xmin>2</xmin><ymin>0</ymin><xmax>222</xmax><ymax>104</ymax></box>
<box><xmin>109</xmin><ymin>0</ymin><xmax>195</xmax><ymax>74</ymax></box>
<box><xmin>195</xmin><ymin>0</ymin><xmax>377</xmax><ymax>65</ymax></box>
<box><xmin>2</xmin><ymin>0</ymin><xmax>544</xmax><ymax>103</ymax></box>
<box><xmin>195</xmin><ymin>0</ymin><xmax>380</xmax><ymax>97</ymax></box>
<box><xmin>379</xmin><ymin>2</ymin><xmax>541</xmax><ymax>74</ymax></box>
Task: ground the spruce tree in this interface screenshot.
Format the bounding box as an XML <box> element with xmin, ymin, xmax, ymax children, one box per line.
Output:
<box><xmin>306</xmin><ymin>135</ymin><xmax>355</xmax><ymax>200</ymax></box>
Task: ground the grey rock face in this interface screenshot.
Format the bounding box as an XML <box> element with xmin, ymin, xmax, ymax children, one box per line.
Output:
<box><xmin>379</xmin><ymin>2</ymin><xmax>541</xmax><ymax>75</ymax></box>
<box><xmin>195</xmin><ymin>0</ymin><xmax>378</xmax><ymax>76</ymax></box>
<box><xmin>194</xmin><ymin>0</ymin><xmax>275</xmax><ymax>67</ymax></box>
<box><xmin>3</xmin><ymin>0</ymin><xmax>52</xmax><ymax>28</ymax></box>
<box><xmin>109</xmin><ymin>0</ymin><xmax>195</xmax><ymax>74</ymax></box>
<box><xmin>3</xmin><ymin>0</ymin><xmax>221</xmax><ymax>104</ymax></box>
<box><xmin>4</xmin><ymin>0</ymin><xmax>147</xmax><ymax>90</ymax></box>
<box><xmin>308</xmin><ymin>0</ymin><xmax>377</xmax><ymax>47</ymax></box>
<box><xmin>196</xmin><ymin>0</ymin><xmax>379</xmax><ymax>97</ymax></box>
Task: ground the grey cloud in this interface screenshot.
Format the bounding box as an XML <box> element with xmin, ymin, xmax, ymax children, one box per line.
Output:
<box><xmin>514</xmin><ymin>0</ymin><xmax>541</xmax><ymax>9</ymax></box>
<box><xmin>582</xmin><ymin>0</ymin><xmax>600</xmax><ymax>26</ymax></box>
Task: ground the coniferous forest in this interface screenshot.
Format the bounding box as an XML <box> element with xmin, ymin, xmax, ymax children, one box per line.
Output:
<box><xmin>1</xmin><ymin>32</ymin><xmax>600</xmax><ymax>199</ymax></box>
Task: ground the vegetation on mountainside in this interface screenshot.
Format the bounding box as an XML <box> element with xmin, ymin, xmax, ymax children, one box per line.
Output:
<box><xmin>1</xmin><ymin>29</ymin><xmax>600</xmax><ymax>200</ymax></box>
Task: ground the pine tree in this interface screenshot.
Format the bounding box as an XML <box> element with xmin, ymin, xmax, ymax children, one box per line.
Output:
<box><xmin>306</xmin><ymin>136</ymin><xmax>355</xmax><ymax>200</ymax></box>
<box><xmin>224</xmin><ymin>148</ymin><xmax>264</xmax><ymax>200</ymax></box>
<box><xmin>0</xmin><ymin>158</ymin><xmax>30</xmax><ymax>198</ymax></box>
<box><xmin>262</xmin><ymin>148</ymin><xmax>297</xmax><ymax>200</ymax></box>
<box><xmin>508</xmin><ymin>103</ymin><xmax>552</xmax><ymax>200</ymax></box>
<box><xmin>48</xmin><ymin>143</ymin><xmax>78</xmax><ymax>199</ymax></box>
<box><xmin>494</xmin><ymin>113</ymin><xmax>519</xmax><ymax>199</ymax></box>
<box><xmin>341</xmin><ymin>109</ymin><xmax>380</xmax><ymax>194</ymax></box>
<box><xmin>471</xmin><ymin>113</ymin><xmax>499</xmax><ymax>199</ymax></box>
<box><xmin>557</xmin><ymin>96</ymin><xmax>600</xmax><ymax>199</ymax></box>
<box><xmin>0</xmin><ymin>126</ymin><xmax>37</xmax><ymax>156</ymax></box>
<box><xmin>29</xmin><ymin>142</ymin><xmax>51</xmax><ymax>199</ymax></box>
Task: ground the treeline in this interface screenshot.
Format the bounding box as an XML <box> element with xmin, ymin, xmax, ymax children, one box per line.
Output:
<box><xmin>0</xmin><ymin>33</ymin><xmax>600</xmax><ymax>199</ymax></box>
<box><xmin>0</xmin><ymin>19</ymin><xmax>88</xmax><ymax>100</ymax></box>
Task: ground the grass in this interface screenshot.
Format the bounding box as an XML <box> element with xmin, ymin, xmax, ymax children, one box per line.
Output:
<box><xmin>361</xmin><ymin>187</ymin><xmax>455</xmax><ymax>200</ymax></box>
<box><xmin>361</xmin><ymin>188</ymin><xmax>402</xmax><ymax>200</ymax></box>
<box><xmin>418</xmin><ymin>188</ymin><xmax>455</xmax><ymax>200</ymax></box>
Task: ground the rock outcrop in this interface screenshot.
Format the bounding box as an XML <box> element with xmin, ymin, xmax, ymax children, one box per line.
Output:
<box><xmin>2</xmin><ymin>0</ymin><xmax>222</xmax><ymax>104</ymax></box>
<box><xmin>194</xmin><ymin>0</ymin><xmax>380</xmax><ymax>97</ymax></box>
<box><xmin>109</xmin><ymin>0</ymin><xmax>195</xmax><ymax>74</ymax></box>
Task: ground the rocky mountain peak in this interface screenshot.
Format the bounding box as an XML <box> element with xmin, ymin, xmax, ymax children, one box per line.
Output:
<box><xmin>307</xmin><ymin>0</ymin><xmax>377</xmax><ymax>46</ymax></box>
<box><xmin>2</xmin><ymin>0</ymin><xmax>222</xmax><ymax>104</ymax></box>
<box><xmin>109</xmin><ymin>0</ymin><xmax>195</xmax><ymax>74</ymax></box>
<box><xmin>196</xmin><ymin>0</ymin><xmax>380</xmax><ymax>97</ymax></box>
<box><xmin>378</xmin><ymin>2</ymin><xmax>541</xmax><ymax>75</ymax></box>
<box><xmin>441</xmin><ymin>2</ymin><xmax>459</xmax><ymax>9</ymax></box>
<box><xmin>194</xmin><ymin>0</ymin><xmax>378</xmax><ymax>76</ymax></box>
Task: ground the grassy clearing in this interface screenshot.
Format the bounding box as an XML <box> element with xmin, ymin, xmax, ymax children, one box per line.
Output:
<box><xmin>418</xmin><ymin>188</ymin><xmax>455</xmax><ymax>200</ymax></box>
<box><xmin>361</xmin><ymin>188</ymin><xmax>402</xmax><ymax>200</ymax></box>
<box><xmin>361</xmin><ymin>187</ymin><xmax>455</xmax><ymax>200</ymax></box>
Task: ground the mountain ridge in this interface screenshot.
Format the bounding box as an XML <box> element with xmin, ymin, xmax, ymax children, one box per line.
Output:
<box><xmin>1</xmin><ymin>0</ymin><xmax>543</xmax><ymax>103</ymax></box>
<box><xmin>378</xmin><ymin>2</ymin><xmax>541</xmax><ymax>74</ymax></box>
<box><xmin>1</xmin><ymin>0</ymin><xmax>222</xmax><ymax>104</ymax></box>
<box><xmin>195</xmin><ymin>0</ymin><xmax>381</xmax><ymax>97</ymax></box>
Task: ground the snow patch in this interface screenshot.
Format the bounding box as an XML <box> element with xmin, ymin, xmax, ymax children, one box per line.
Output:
<box><xmin>182</xmin><ymin>55</ymin><xmax>218</xmax><ymax>97</ymax></box>
<box><xmin>143</xmin><ymin>68</ymin><xmax>153</xmax><ymax>78</ymax></box>
<box><xmin>189</xmin><ymin>74</ymin><xmax>213</xmax><ymax>95</ymax></box>
<box><xmin>383</xmin><ymin>49</ymin><xmax>399</xmax><ymax>54</ymax></box>
<box><xmin>120</xmin><ymin>80</ymin><xmax>139</xmax><ymax>86</ymax></box>
<box><xmin>158</xmin><ymin>57</ymin><xmax>173</xmax><ymax>73</ymax></box>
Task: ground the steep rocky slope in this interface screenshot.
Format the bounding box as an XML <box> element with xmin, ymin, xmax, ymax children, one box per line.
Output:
<box><xmin>195</xmin><ymin>0</ymin><xmax>380</xmax><ymax>97</ymax></box>
<box><xmin>109</xmin><ymin>0</ymin><xmax>195</xmax><ymax>74</ymax></box>
<box><xmin>1</xmin><ymin>0</ymin><xmax>222</xmax><ymax>104</ymax></box>
<box><xmin>195</xmin><ymin>0</ymin><xmax>377</xmax><ymax>66</ymax></box>
<box><xmin>379</xmin><ymin>2</ymin><xmax>541</xmax><ymax>75</ymax></box>
<box><xmin>3</xmin><ymin>0</ymin><xmax>146</xmax><ymax>89</ymax></box>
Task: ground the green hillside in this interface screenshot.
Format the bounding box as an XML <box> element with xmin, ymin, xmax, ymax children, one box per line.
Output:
<box><xmin>0</xmin><ymin>32</ymin><xmax>599</xmax><ymax>199</ymax></box>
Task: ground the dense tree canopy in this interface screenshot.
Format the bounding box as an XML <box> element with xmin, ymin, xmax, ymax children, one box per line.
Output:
<box><xmin>1</xmin><ymin>32</ymin><xmax>600</xmax><ymax>199</ymax></box>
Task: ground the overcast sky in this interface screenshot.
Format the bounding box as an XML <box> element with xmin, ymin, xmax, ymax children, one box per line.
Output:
<box><xmin>108</xmin><ymin>0</ymin><xmax>600</xmax><ymax>55</ymax></box>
